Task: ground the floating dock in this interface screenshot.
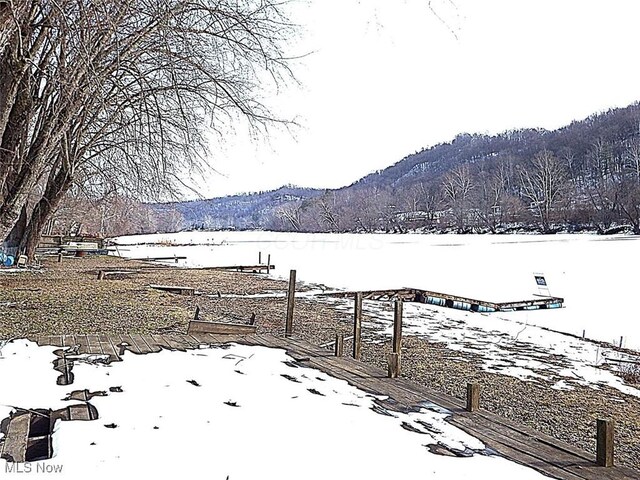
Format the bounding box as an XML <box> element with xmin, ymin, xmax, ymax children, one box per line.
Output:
<box><xmin>321</xmin><ymin>288</ymin><xmax>564</xmax><ymax>312</ymax></box>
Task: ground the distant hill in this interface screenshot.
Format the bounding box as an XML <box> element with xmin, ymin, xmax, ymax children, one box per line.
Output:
<box><xmin>156</xmin><ymin>101</ymin><xmax>640</xmax><ymax>234</ymax></box>
<box><xmin>154</xmin><ymin>185</ymin><xmax>323</xmax><ymax>230</ymax></box>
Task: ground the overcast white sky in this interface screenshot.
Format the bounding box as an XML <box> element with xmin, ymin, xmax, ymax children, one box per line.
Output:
<box><xmin>194</xmin><ymin>0</ymin><xmax>640</xmax><ymax>198</ymax></box>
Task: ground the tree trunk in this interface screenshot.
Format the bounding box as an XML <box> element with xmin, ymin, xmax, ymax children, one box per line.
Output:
<box><xmin>0</xmin><ymin>105</ymin><xmax>66</xmax><ymax>241</ymax></box>
<box><xmin>0</xmin><ymin>3</ymin><xmax>33</xmax><ymax>148</ymax></box>
<box><xmin>18</xmin><ymin>166</ymin><xmax>73</xmax><ymax>260</ymax></box>
<box><xmin>0</xmin><ymin>72</ymin><xmax>33</xmax><ymax>200</ymax></box>
<box><xmin>2</xmin><ymin>204</ymin><xmax>27</xmax><ymax>256</ymax></box>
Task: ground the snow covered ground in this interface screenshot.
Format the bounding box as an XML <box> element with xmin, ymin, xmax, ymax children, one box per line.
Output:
<box><xmin>334</xmin><ymin>298</ymin><xmax>640</xmax><ymax>398</ymax></box>
<box><xmin>112</xmin><ymin>231</ymin><xmax>640</xmax><ymax>351</ymax></box>
<box><xmin>0</xmin><ymin>340</ymin><xmax>552</xmax><ymax>479</ymax></box>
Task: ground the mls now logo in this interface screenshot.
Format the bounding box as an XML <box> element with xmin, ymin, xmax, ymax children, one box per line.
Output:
<box><xmin>5</xmin><ymin>462</ymin><xmax>64</xmax><ymax>474</ymax></box>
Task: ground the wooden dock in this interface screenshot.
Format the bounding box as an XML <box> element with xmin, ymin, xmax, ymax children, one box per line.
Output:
<box><xmin>24</xmin><ymin>333</ymin><xmax>634</xmax><ymax>479</ymax></box>
<box><xmin>321</xmin><ymin>288</ymin><xmax>564</xmax><ymax>312</ymax></box>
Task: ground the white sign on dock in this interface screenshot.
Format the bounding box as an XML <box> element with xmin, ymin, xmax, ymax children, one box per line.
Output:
<box><xmin>533</xmin><ymin>272</ymin><xmax>551</xmax><ymax>297</ymax></box>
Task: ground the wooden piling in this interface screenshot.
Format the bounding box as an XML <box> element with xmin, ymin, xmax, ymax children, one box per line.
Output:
<box><xmin>259</xmin><ymin>251</ymin><xmax>262</xmax><ymax>264</ymax></box>
<box><xmin>57</xmin><ymin>253</ymin><xmax>62</xmax><ymax>263</ymax></box>
<box><xmin>466</xmin><ymin>383</ymin><xmax>480</xmax><ymax>412</ymax></box>
<box><xmin>393</xmin><ymin>300</ymin><xmax>403</xmax><ymax>354</ymax></box>
<box><xmin>194</xmin><ymin>305</ymin><xmax>200</xmax><ymax>321</ymax></box>
<box><xmin>334</xmin><ymin>334</ymin><xmax>344</xmax><ymax>357</ymax></box>
<box><xmin>267</xmin><ymin>254</ymin><xmax>271</xmax><ymax>274</ymax></box>
<box><xmin>388</xmin><ymin>353</ymin><xmax>400</xmax><ymax>378</ymax></box>
<box><xmin>353</xmin><ymin>292</ymin><xmax>363</xmax><ymax>360</ymax></box>
<box><xmin>97</xmin><ymin>270</ymin><xmax>105</xmax><ymax>280</ymax></box>
<box><xmin>596</xmin><ymin>419</ymin><xmax>614</xmax><ymax>467</ymax></box>
<box><xmin>285</xmin><ymin>269</ymin><xmax>296</xmax><ymax>337</ymax></box>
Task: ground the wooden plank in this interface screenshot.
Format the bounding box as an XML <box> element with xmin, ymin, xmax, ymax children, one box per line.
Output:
<box><xmin>107</xmin><ymin>334</ymin><xmax>127</xmax><ymax>359</ymax></box>
<box><xmin>158</xmin><ymin>334</ymin><xmax>190</xmax><ymax>351</ymax></box>
<box><xmin>247</xmin><ymin>334</ymin><xmax>289</xmax><ymax>350</ymax></box>
<box><xmin>47</xmin><ymin>335</ymin><xmax>63</xmax><ymax>347</ymax></box>
<box><xmin>85</xmin><ymin>334</ymin><xmax>103</xmax><ymax>355</ymax></box>
<box><xmin>149</xmin><ymin>284</ymin><xmax>194</xmax><ymax>295</ymax></box>
<box><xmin>254</xmin><ymin>335</ymin><xmax>324</xmax><ymax>363</ymax></box>
<box><xmin>184</xmin><ymin>334</ymin><xmax>210</xmax><ymax>348</ymax></box>
<box><xmin>0</xmin><ymin>413</ymin><xmax>30</xmax><ymax>462</ymax></box>
<box><xmin>149</xmin><ymin>334</ymin><xmax>174</xmax><ymax>351</ymax></box>
<box><xmin>198</xmin><ymin>332</ymin><xmax>246</xmax><ymax>345</ymax></box>
<box><xmin>142</xmin><ymin>256</ymin><xmax>187</xmax><ymax>261</ymax></box>
<box><xmin>268</xmin><ymin>335</ymin><xmax>332</xmax><ymax>360</ymax></box>
<box><xmin>98</xmin><ymin>334</ymin><xmax>120</xmax><ymax>362</ymax></box>
<box><xmin>75</xmin><ymin>335</ymin><xmax>90</xmax><ymax>355</ymax></box>
<box><xmin>117</xmin><ymin>334</ymin><xmax>140</xmax><ymax>354</ymax></box>
<box><xmin>165</xmin><ymin>333</ymin><xmax>192</xmax><ymax>351</ymax></box>
<box><xmin>385</xmin><ymin>376</ymin><xmax>464</xmax><ymax>412</ymax></box>
<box><xmin>131</xmin><ymin>334</ymin><xmax>162</xmax><ymax>353</ymax></box>
<box><xmin>124</xmin><ymin>334</ymin><xmax>150</xmax><ymax>354</ymax></box>
<box><xmin>187</xmin><ymin>320</ymin><xmax>257</xmax><ymax>335</ymax></box>
<box><xmin>68</xmin><ymin>404</ymin><xmax>93</xmax><ymax>421</ymax></box>
<box><xmin>207</xmin><ymin>264</ymin><xmax>276</xmax><ymax>272</ymax></box>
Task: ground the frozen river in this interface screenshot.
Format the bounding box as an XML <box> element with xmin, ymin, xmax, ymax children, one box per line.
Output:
<box><xmin>112</xmin><ymin>231</ymin><xmax>640</xmax><ymax>351</ymax></box>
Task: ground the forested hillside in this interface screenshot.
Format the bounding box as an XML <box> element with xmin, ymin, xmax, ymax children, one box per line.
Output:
<box><xmin>160</xmin><ymin>101</ymin><xmax>640</xmax><ymax>234</ymax></box>
<box><xmin>156</xmin><ymin>186</ymin><xmax>323</xmax><ymax>231</ymax></box>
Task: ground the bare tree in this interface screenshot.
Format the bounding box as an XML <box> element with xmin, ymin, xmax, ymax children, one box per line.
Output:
<box><xmin>442</xmin><ymin>164</ymin><xmax>473</xmax><ymax>232</ymax></box>
<box><xmin>0</xmin><ymin>0</ymin><xmax>296</xmax><ymax>257</ymax></box>
<box><xmin>276</xmin><ymin>203</ymin><xmax>302</xmax><ymax>231</ymax></box>
<box><xmin>518</xmin><ymin>150</ymin><xmax>569</xmax><ymax>232</ymax></box>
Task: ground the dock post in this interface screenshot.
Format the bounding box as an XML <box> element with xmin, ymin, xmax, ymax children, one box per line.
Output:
<box><xmin>334</xmin><ymin>334</ymin><xmax>344</xmax><ymax>357</ymax></box>
<box><xmin>353</xmin><ymin>292</ymin><xmax>363</xmax><ymax>360</ymax></box>
<box><xmin>388</xmin><ymin>353</ymin><xmax>400</xmax><ymax>378</ymax></box>
<box><xmin>388</xmin><ymin>300</ymin><xmax>403</xmax><ymax>377</ymax></box>
<box><xmin>259</xmin><ymin>251</ymin><xmax>262</xmax><ymax>264</ymax></box>
<box><xmin>267</xmin><ymin>254</ymin><xmax>271</xmax><ymax>274</ymax></box>
<box><xmin>285</xmin><ymin>269</ymin><xmax>296</xmax><ymax>337</ymax></box>
<box><xmin>466</xmin><ymin>383</ymin><xmax>480</xmax><ymax>412</ymax></box>
<box><xmin>194</xmin><ymin>305</ymin><xmax>200</xmax><ymax>321</ymax></box>
<box><xmin>97</xmin><ymin>270</ymin><xmax>105</xmax><ymax>280</ymax></box>
<box><xmin>57</xmin><ymin>253</ymin><xmax>62</xmax><ymax>263</ymax></box>
<box><xmin>393</xmin><ymin>300</ymin><xmax>403</xmax><ymax>354</ymax></box>
<box><xmin>596</xmin><ymin>419</ymin><xmax>614</xmax><ymax>467</ymax></box>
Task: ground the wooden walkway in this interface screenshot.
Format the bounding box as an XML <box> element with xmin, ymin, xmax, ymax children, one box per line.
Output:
<box><xmin>31</xmin><ymin>333</ymin><xmax>635</xmax><ymax>480</ymax></box>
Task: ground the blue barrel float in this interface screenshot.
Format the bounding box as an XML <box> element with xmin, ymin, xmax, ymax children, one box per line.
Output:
<box><xmin>3</xmin><ymin>255</ymin><xmax>14</xmax><ymax>267</ymax></box>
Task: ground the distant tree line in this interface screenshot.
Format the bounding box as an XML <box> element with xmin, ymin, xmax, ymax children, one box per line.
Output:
<box><xmin>174</xmin><ymin>103</ymin><xmax>640</xmax><ymax>235</ymax></box>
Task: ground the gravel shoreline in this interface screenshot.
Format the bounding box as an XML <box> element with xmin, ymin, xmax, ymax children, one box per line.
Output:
<box><xmin>1</xmin><ymin>255</ymin><xmax>639</xmax><ymax>471</ymax></box>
